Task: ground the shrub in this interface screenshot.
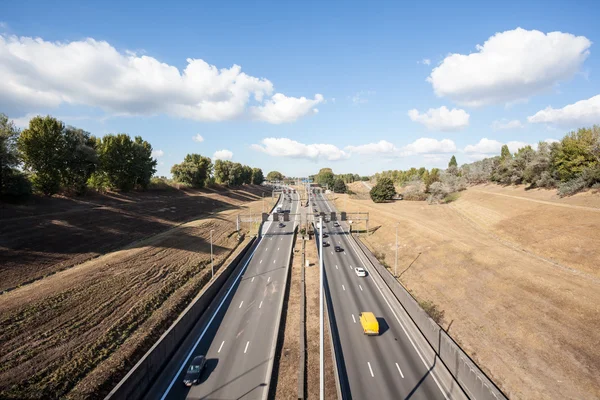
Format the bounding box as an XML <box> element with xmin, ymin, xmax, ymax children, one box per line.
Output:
<box><xmin>558</xmin><ymin>175</ymin><xmax>587</xmax><ymax>197</ymax></box>
<box><xmin>401</xmin><ymin>179</ymin><xmax>427</xmax><ymax>201</ymax></box>
<box><xmin>370</xmin><ymin>177</ymin><xmax>396</xmax><ymax>203</ymax></box>
<box><xmin>1</xmin><ymin>169</ymin><xmax>32</xmax><ymax>200</ymax></box>
<box><xmin>419</xmin><ymin>300</ymin><xmax>445</xmax><ymax>324</ymax></box>
<box><xmin>535</xmin><ymin>171</ymin><xmax>557</xmax><ymax>188</ymax></box>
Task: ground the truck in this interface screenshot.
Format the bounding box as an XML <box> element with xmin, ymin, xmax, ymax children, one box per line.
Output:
<box><xmin>359</xmin><ymin>312</ymin><xmax>379</xmax><ymax>335</ymax></box>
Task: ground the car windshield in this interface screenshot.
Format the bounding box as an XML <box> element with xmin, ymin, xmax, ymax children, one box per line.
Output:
<box><xmin>187</xmin><ymin>365</ymin><xmax>201</xmax><ymax>373</ymax></box>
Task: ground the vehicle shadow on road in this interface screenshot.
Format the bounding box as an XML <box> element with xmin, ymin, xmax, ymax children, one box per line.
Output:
<box><xmin>376</xmin><ymin>317</ymin><xmax>389</xmax><ymax>336</ymax></box>
<box><xmin>199</xmin><ymin>358</ymin><xmax>219</xmax><ymax>384</ymax></box>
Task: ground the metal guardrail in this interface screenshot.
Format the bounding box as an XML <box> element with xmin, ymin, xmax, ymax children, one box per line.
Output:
<box><xmin>297</xmin><ymin>239</ymin><xmax>306</xmax><ymax>400</ymax></box>
<box><xmin>353</xmin><ymin>236</ymin><xmax>508</xmax><ymax>400</ymax></box>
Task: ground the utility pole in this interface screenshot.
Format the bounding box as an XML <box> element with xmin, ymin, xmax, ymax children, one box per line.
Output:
<box><xmin>210</xmin><ymin>229</ymin><xmax>215</xmax><ymax>278</ymax></box>
<box><xmin>262</xmin><ymin>192</ymin><xmax>265</xmax><ymax>213</ymax></box>
<box><xmin>319</xmin><ymin>215</ymin><xmax>324</xmax><ymax>400</ymax></box>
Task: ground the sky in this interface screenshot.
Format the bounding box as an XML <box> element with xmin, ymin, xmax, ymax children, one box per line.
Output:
<box><xmin>1</xmin><ymin>0</ymin><xmax>600</xmax><ymax>178</ymax></box>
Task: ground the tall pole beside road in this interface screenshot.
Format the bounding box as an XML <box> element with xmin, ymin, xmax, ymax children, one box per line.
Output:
<box><xmin>262</xmin><ymin>192</ymin><xmax>265</xmax><ymax>213</ymax></box>
<box><xmin>210</xmin><ymin>229</ymin><xmax>215</xmax><ymax>278</ymax></box>
<box><xmin>319</xmin><ymin>215</ymin><xmax>324</xmax><ymax>400</ymax></box>
<box><xmin>395</xmin><ymin>224</ymin><xmax>398</xmax><ymax>278</ymax></box>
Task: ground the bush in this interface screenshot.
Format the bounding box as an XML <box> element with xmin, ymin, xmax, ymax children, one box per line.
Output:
<box><xmin>402</xmin><ymin>179</ymin><xmax>427</xmax><ymax>201</ymax></box>
<box><xmin>443</xmin><ymin>192</ymin><xmax>460</xmax><ymax>203</ymax></box>
<box><xmin>558</xmin><ymin>175</ymin><xmax>587</xmax><ymax>197</ymax></box>
<box><xmin>370</xmin><ymin>177</ymin><xmax>396</xmax><ymax>203</ymax></box>
<box><xmin>1</xmin><ymin>169</ymin><xmax>32</xmax><ymax>200</ymax></box>
<box><xmin>535</xmin><ymin>171</ymin><xmax>557</xmax><ymax>188</ymax></box>
<box><xmin>148</xmin><ymin>177</ymin><xmax>179</xmax><ymax>190</ymax></box>
<box><xmin>419</xmin><ymin>300</ymin><xmax>445</xmax><ymax>324</ymax></box>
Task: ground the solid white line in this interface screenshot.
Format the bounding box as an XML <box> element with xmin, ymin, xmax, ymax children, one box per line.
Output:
<box><xmin>359</xmin><ymin>284</ymin><xmax>363</xmax><ymax>291</ymax></box>
<box><xmin>268</xmin><ymin>276</ymin><xmax>271</xmax><ymax>283</ymax></box>
<box><xmin>259</xmin><ymin>301</ymin><xmax>263</xmax><ymax>308</ymax></box>
<box><xmin>251</xmin><ymin>277</ymin><xmax>255</xmax><ymax>282</ymax></box>
<box><xmin>239</xmin><ymin>301</ymin><xmax>243</xmax><ymax>308</ymax></box>
<box><xmin>352</xmin><ymin>314</ymin><xmax>356</xmax><ymax>323</ymax></box>
<box><xmin>368</xmin><ymin>362</ymin><xmax>374</xmax><ymax>377</ymax></box>
<box><xmin>244</xmin><ymin>341</ymin><xmax>250</xmax><ymax>354</ymax></box>
<box><xmin>342</xmin><ymin>284</ymin><xmax>346</xmax><ymax>291</ymax></box>
<box><xmin>396</xmin><ymin>363</ymin><xmax>404</xmax><ymax>378</ymax></box>
<box><xmin>159</xmin><ymin>240</ymin><xmax>262</xmax><ymax>400</ymax></box>
<box><xmin>218</xmin><ymin>341</ymin><xmax>225</xmax><ymax>353</ymax></box>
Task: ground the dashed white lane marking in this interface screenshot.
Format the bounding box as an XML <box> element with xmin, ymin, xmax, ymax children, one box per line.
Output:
<box><xmin>359</xmin><ymin>284</ymin><xmax>363</xmax><ymax>291</ymax></box>
<box><xmin>218</xmin><ymin>341</ymin><xmax>225</xmax><ymax>353</ymax></box>
<box><xmin>260</xmin><ymin>260</ymin><xmax>263</xmax><ymax>264</ymax></box>
<box><xmin>251</xmin><ymin>277</ymin><xmax>255</xmax><ymax>282</ymax></box>
<box><xmin>281</xmin><ymin>238</ymin><xmax>283</xmax><ymax>241</ymax></box>
<box><xmin>331</xmin><ymin>251</ymin><xmax>333</xmax><ymax>255</ymax></box>
<box><xmin>342</xmin><ymin>284</ymin><xmax>346</xmax><ymax>291</ymax></box>
<box><xmin>266</xmin><ymin>248</ymin><xmax>268</xmax><ymax>251</ymax></box>
<box><xmin>368</xmin><ymin>362</ymin><xmax>374</xmax><ymax>377</ymax></box>
<box><xmin>352</xmin><ymin>314</ymin><xmax>356</xmax><ymax>323</ymax></box>
<box><xmin>259</xmin><ymin>301</ymin><xmax>263</xmax><ymax>309</ymax></box>
<box><xmin>268</xmin><ymin>276</ymin><xmax>271</xmax><ymax>283</ymax></box>
<box><xmin>277</xmin><ymin>247</ymin><xmax>280</xmax><ymax>251</ymax></box>
<box><xmin>335</xmin><ymin>265</ymin><xmax>338</xmax><ymax>269</ymax></box>
<box><xmin>396</xmin><ymin>363</ymin><xmax>404</xmax><ymax>378</ymax></box>
<box><xmin>244</xmin><ymin>341</ymin><xmax>250</xmax><ymax>354</ymax></box>
<box><xmin>239</xmin><ymin>301</ymin><xmax>244</xmax><ymax>308</ymax></box>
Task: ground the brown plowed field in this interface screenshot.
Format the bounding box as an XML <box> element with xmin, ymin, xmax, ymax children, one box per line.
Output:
<box><xmin>0</xmin><ymin>186</ymin><xmax>275</xmax><ymax>399</ymax></box>
<box><xmin>336</xmin><ymin>183</ymin><xmax>600</xmax><ymax>400</ymax></box>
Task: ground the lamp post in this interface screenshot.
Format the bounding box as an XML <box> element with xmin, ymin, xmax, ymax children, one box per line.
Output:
<box><xmin>395</xmin><ymin>224</ymin><xmax>398</xmax><ymax>278</ymax></box>
<box><xmin>262</xmin><ymin>192</ymin><xmax>265</xmax><ymax>214</ymax></box>
<box><xmin>319</xmin><ymin>216</ymin><xmax>324</xmax><ymax>400</ymax></box>
<box><xmin>210</xmin><ymin>229</ymin><xmax>215</xmax><ymax>278</ymax></box>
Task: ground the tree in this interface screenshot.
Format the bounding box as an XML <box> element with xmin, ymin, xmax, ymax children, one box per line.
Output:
<box><xmin>61</xmin><ymin>127</ymin><xmax>98</xmax><ymax>194</ymax></box>
<box><xmin>316</xmin><ymin>168</ymin><xmax>335</xmax><ymax>188</ymax></box>
<box><xmin>241</xmin><ymin>165</ymin><xmax>253</xmax><ymax>184</ymax></box>
<box><xmin>500</xmin><ymin>144</ymin><xmax>512</xmax><ymax>160</ymax></box>
<box><xmin>214</xmin><ymin>160</ymin><xmax>232</xmax><ymax>185</ymax></box>
<box><xmin>251</xmin><ymin>168</ymin><xmax>264</xmax><ymax>184</ymax></box>
<box><xmin>448</xmin><ymin>155</ymin><xmax>458</xmax><ymax>168</ymax></box>
<box><xmin>266</xmin><ymin>170</ymin><xmax>284</xmax><ymax>181</ymax></box>
<box><xmin>369</xmin><ymin>177</ymin><xmax>396</xmax><ymax>203</ymax></box>
<box><xmin>333</xmin><ymin>177</ymin><xmax>347</xmax><ymax>193</ymax></box>
<box><xmin>552</xmin><ymin>126</ymin><xmax>600</xmax><ymax>181</ymax></box>
<box><xmin>95</xmin><ymin>133</ymin><xmax>156</xmax><ymax>191</ymax></box>
<box><xmin>0</xmin><ymin>113</ymin><xmax>21</xmax><ymax>195</ymax></box>
<box><xmin>423</xmin><ymin>168</ymin><xmax>440</xmax><ymax>192</ymax></box>
<box><xmin>18</xmin><ymin>116</ymin><xmax>66</xmax><ymax>196</ymax></box>
<box><xmin>171</xmin><ymin>154</ymin><xmax>213</xmax><ymax>188</ymax></box>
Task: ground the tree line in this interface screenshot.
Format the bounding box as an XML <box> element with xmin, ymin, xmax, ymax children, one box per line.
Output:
<box><xmin>0</xmin><ymin>113</ymin><xmax>265</xmax><ymax>200</ymax></box>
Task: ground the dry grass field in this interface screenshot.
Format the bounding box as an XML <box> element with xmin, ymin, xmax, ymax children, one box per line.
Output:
<box><xmin>336</xmin><ymin>182</ymin><xmax>600</xmax><ymax>400</ymax></box>
<box><xmin>0</xmin><ymin>186</ymin><xmax>275</xmax><ymax>399</ymax></box>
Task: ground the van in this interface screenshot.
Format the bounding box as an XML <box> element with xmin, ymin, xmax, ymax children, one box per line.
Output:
<box><xmin>359</xmin><ymin>312</ymin><xmax>379</xmax><ymax>336</ymax></box>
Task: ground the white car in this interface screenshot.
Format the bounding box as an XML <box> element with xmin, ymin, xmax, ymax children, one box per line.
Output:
<box><xmin>355</xmin><ymin>267</ymin><xmax>366</xmax><ymax>277</ymax></box>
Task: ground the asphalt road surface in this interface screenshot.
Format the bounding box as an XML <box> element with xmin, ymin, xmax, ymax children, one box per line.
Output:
<box><xmin>312</xmin><ymin>191</ymin><xmax>466</xmax><ymax>400</ymax></box>
<box><xmin>153</xmin><ymin>189</ymin><xmax>298</xmax><ymax>400</ymax></box>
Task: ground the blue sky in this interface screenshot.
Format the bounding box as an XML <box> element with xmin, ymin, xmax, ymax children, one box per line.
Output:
<box><xmin>1</xmin><ymin>0</ymin><xmax>599</xmax><ymax>177</ymax></box>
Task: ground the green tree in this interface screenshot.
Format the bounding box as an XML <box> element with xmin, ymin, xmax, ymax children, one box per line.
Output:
<box><xmin>316</xmin><ymin>168</ymin><xmax>335</xmax><ymax>188</ymax></box>
<box><xmin>266</xmin><ymin>170</ymin><xmax>284</xmax><ymax>181</ymax></box>
<box><xmin>171</xmin><ymin>153</ymin><xmax>213</xmax><ymax>188</ymax></box>
<box><xmin>251</xmin><ymin>168</ymin><xmax>264</xmax><ymax>184</ymax></box>
<box><xmin>448</xmin><ymin>155</ymin><xmax>458</xmax><ymax>168</ymax></box>
<box><xmin>369</xmin><ymin>177</ymin><xmax>396</xmax><ymax>203</ymax></box>
<box><xmin>333</xmin><ymin>177</ymin><xmax>347</xmax><ymax>193</ymax></box>
<box><xmin>241</xmin><ymin>165</ymin><xmax>253</xmax><ymax>184</ymax></box>
<box><xmin>552</xmin><ymin>126</ymin><xmax>600</xmax><ymax>181</ymax></box>
<box><xmin>0</xmin><ymin>113</ymin><xmax>21</xmax><ymax>195</ymax></box>
<box><xmin>18</xmin><ymin>116</ymin><xmax>65</xmax><ymax>196</ymax></box>
<box><xmin>423</xmin><ymin>168</ymin><xmax>440</xmax><ymax>192</ymax></box>
<box><xmin>500</xmin><ymin>144</ymin><xmax>512</xmax><ymax>160</ymax></box>
<box><xmin>61</xmin><ymin>127</ymin><xmax>98</xmax><ymax>194</ymax></box>
<box><xmin>95</xmin><ymin>133</ymin><xmax>156</xmax><ymax>191</ymax></box>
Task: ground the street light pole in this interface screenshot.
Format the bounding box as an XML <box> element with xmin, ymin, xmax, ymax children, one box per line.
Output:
<box><xmin>395</xmin><ymin>224</ymin><xmax>398</xmax><ymax>278</ymax></box>
<box><xmin>319</xmin><ymin>215</ymin><xmax>324</xmax><ymax>400</ymax></box>
<box><xmin>210</xmin><ymin>229</ymin><xmax>215</xmax><ymax>278</ymax></box>
<box><xmin>262</xmin><ymin>192</ymin><xmax>265</xmax><ymax>214</ymax></box>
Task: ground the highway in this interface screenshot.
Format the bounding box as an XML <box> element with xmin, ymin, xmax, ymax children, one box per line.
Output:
<box><xmin>151</xmin><ymin>188</ymin><xmax>298</xmax><ymax>400</ymax></box>
<box><xmin>312</xmin><ymin>191</ymin><xmax>466</xmax><ymax>400</ymax></box>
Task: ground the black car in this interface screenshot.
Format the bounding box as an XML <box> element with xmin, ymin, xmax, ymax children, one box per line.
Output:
<box><xmin>322</xmin><ymin>233</ymin><xmax>329</xmax><ymax>238</ymax></box>
<box><xmin>279</xmin><ymin>222</ymin><xmax>285</xmax><ymax>228</ymax></box>
<box><xmin>183</xmin><ymin>355</ymin><xmax>207</xmax><ymax>386</ymax></box>
<box><xmin>334</xmin><ymin>246</ymin><xmax>343</xmax><ymax>252</ymax></box>
<box><xmin>323</xmin><ymin>241</ymin><xmax>330</xmax><ymax>247</ymax></box>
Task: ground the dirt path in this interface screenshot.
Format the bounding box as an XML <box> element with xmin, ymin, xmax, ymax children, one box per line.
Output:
<box><xmin>0</xmin><ymin>196</ymin><xmax>264</xmax><ymax>400</ymax></box>
<box><xmin>333</xmin><ymin>188</ymin><xmax>600</xmax><ymax>400</ymax></box>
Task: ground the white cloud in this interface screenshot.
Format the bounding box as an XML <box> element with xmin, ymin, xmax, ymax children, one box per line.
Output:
<box><xmin>491</xmin><ymin>119</ymin><xmax>524</xmax><ymax>131</ymax></box>
<box><xmin>544</xmin><ymin>138</ymin><xmax>559</xmax><ymax>144</ymax></box>
<box><xmin>192</xmin><ymin>134</ymin><xmax>204</xmax><ymax>142</ymax></box>
<box><xmin>351</xmin><ymin>90</ymin><xmax>375</xmax><ymax>104</ymax></box>
<box><xmin>345</xmin><ymin>140</ymin><xmax>398</xmax><ymax>155</ymax></box>
<box><xmin>421</xmin><ymin>58</ymin><xmax>431</xmax><ymax>65</ymax></box>
<box><xmin>407</xmin><ymin>106</ymin><xmax>469</xmax><ymax>131</ymax></box>
<box><xmin>506</xmin><ymin>141</ymin><xmax>531</xmax><ymax>153</ymax></box>
<box><xmin>10</xmin><ymin>113</ymin><xmax>36</xmax><ymax>128</ymax></box>
<box><xmin>152</xmin><ymin>150</ymin><xmax>164</xmax><ymax>158</ymax></box>
<box><xmin>0</xmin><ymin>34</ymin><xmax>322</xmax><ymax>123</ymax></box>
<box><xmin>251</xmin><ymin>137</ymin><xmax>348</xmax><ymax>161</ymax></box>
<box><xmin>427</xmin><ymin>28</ymin><xmax>591</xmax><ymax>106</ymax></box>
<box><xmin>400</xmin><ymin>138</ymin><xmax>456</xmax><ymax>156</ymax></box>
<box><xmin>250</xmin><ymin>93</ymin><xmax>323</xmax><ymax>124</ymax></box>
<box><xmin>527</xmin><ymin>94</ymin><xmax>600</xmax><ymax>126</ymax></box>
<box><xmin>464</xmin><ymin>138</ymin><xmax>503</xmax><ymax>154</ymax></box>
<box><xmin>213</xmin><ymin>149</ymin><xmax>233</xmax><ymax>160</ymax></box>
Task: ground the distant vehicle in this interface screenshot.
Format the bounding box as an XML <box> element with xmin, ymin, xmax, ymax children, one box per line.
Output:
<box><xmin>333</xmin><ymin>222</ymin><xmax>340</xmax><ymax>227</ymax></box>
<box><xmin>279</xmin><ymin>222</ymin><xmax>285</xmax><ymax>228</ymax></box>
<box><xmin>276</xmin><ymin>205</ymin><xmax>283</xmax><ymax>213</ymax></box>
<box><xmin>183</xmin><ymin>355</ymin><xmax>207</xmax><ymax>386</ymax></box>
<box><xmin>312</xmin><ymin>202</ymin><xmax>315</xmax><ymax>206</ymax></box>
<box><xmin>323</xmin><ymin>241</ymin><xmax>330</xmax><ymax>247</ymax></box>
<box><xmin>359</xmin><ymin>312</ymin><xmax>379</xmax><ymax>335</ymax></box>
<box><xmin>355</xmin><ymin>267</ymin><xmax>366</xmax><ymax>277</ymax></box>
<box><xmin>334</xmin><ymin>245</ymin><xmax>343</xmax><ymax>252</ymax></box>
<box><xmin>313</xmin><ymin>208</ymin><xmax>318</xmax><ymax>212</ymax></box>
<box><xmin>322</xmin><ymin>233</ymin><xmax>329</xmax><ymax>238</ymax></box>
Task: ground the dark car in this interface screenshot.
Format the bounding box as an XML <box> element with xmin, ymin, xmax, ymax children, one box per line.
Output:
<box><xmin>279</xmin><ymin>222</ymin><xmax>285</xmax><ymax>228</ymax></box>
<box><xmin>183</xmin><ymin>355</ymin><xmax>207</xmax><ymax>386</ymax></box>
<box><xmin>322</xmin><ymin>233</ymin><xmax>329</xmax><ymax>238</ymax></box>
<box><xmin>334</xmin><ymin>246</ymin><xmax>343</xmax><ymax>252</ymax></box>
<box><xmin>323</xmin><ymin>241</ymin><xmax>330</xmax><ymax>247</ymax></box>
<box><xmin>313</xmin><ymin>208</ymin><xmax>318</xmax><ymax>212</ymax></box>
